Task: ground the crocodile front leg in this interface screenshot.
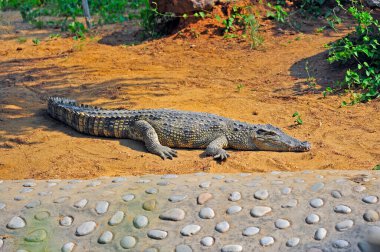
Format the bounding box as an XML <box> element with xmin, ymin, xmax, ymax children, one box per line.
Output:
<box><xmin>204</xmin><ymin>135</ymin><xmax>229</xmax><ymax>161</ymax></box>
<box><xmin>134</xmin><ymin>120</ymin><xmax>177</xmax><ymax>160</ymax></box>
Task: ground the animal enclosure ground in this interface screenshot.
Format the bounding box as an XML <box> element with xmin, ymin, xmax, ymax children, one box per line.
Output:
<box><xmin>0</xmin><ymin>11</ymin><xmax>379</xmax><ymax>179</ymax></box>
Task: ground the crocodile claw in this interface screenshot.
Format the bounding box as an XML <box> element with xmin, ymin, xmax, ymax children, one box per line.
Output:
<box><xmin>212</xmin><ymin>149</ymin><xmax>230</xmax><ymax>161</ymax></box>
<box><xmin>156</xmin><ymin>146</ymin><xmax>177</xmax><ymax>160</ymax></box>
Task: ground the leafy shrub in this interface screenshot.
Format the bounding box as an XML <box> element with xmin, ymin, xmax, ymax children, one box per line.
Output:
<box><xmin>328</xmin><ymin>1</ymin><xmax>380</xmax><ymax>104</ymax></box>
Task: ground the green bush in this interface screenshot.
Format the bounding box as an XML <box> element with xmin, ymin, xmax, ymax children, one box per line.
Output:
<box><xmin>0</xmin><ymin>0</ymin><xmax>41</xmax><ymax>10</ymax></box>
<box><xmin>328</xmin><ymin>1</ymin><xmax>380</xmax><ymax>104</ymax></box>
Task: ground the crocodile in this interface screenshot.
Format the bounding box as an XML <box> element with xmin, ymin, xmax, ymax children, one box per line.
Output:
<box><xmin>47</xmin><ymin>97</ymin><xmax>311</xmax><ymax>160</ymax></box>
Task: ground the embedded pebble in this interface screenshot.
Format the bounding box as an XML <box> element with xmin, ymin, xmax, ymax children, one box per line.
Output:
<box><xmin>286</xmin><ymin>237</ymin><xmax>300</xmax><ymax>247</ymax></box>
<box><xmin>331</xmin><ymin>190</ymin><xmax>342</xmax><ymax>198</ymax></box>
<box><xmin>275</xmin><ymin>218</ymin><xmax>290</xmax><ymax>229</ymax></box>
<box><xmin>305</xmin><ymin>214</ymin><xmax>320</xmax><ymax>224</ymax></box>
<box><xmin>122</xmin><ymin>194</ymin><xmax>135</xmax><ymax>202</ymax></box>
<box><xmin>353</xmin><ymin>185</ymin><xmax>366</xmax><ymax>192</ymax></box>
<box><xmin>61</xmin><ymin>242</ymin><xmax>75</xmax><ymax>252</ymax></box>
<box><xmin>133</xmin><ymin>215</ymin><xmax>149</xmax><ymax>229</ymax></box>
<box><xmin>157</xmin><ymin>181</ymin><xmax>169</xmax><ymax>186</ymax></box>
<box><xmin>362</xmin><ymin>196</ymin><xmax>378</xmax><ymax>204</ymax></box>
<box><xmin>98</xmin><ymin>231</ymin><xmax>113</xmax><ymax>244</ymax></box>
<box><xmin>25</xmin><ymin>200</ymin><xmax>41</xmax><ymax>209</ymax></box>
<box><xmin>0</xmin><ymin>202</ymin><xmax>5</xmax><ymax>210</ymax></box>
<box><xmin>74</xmin><ymin>199</ymin><xmax>88</xmax><ymax>208</ymax></box>
<box><xmin>95</xmin><ymin>201</ymin><xmax>109</xmax><ymax>214</ymax></box>
<box><xmin>120</xmin><ymin>236</ymin><xmax>136</xmax><ymax>249</ymax></box>
<box><xmin>25</xmin><ymin>229</ymin><xmax>47</xmax><ymax>242</ymax></box>
<box><xmin>54</xmin><ymin>196</ymin><xmax>70</xmax><ymax>203</ymax></box>
<box><xmin>229</xmin><ymin>192</ymin><xmax>241</xmax><ymax>201</ymax></box>
<box><xmin>137</xmin><ymin>179</ymin><xmax>151</xmax><ymax>183</ymax></box>
<box><xmin>20</xmin><ymin>188</ymin><xmax>33</xmax><ymax>193</ymax></box>
<box><xmin>200</xmin><ymin>236</ymin><xmax>214</xmax><ymax>246</ymax></box>
<box><xmin>213</xmin><ymin>175</ymin><xmax>225</xmax><ymax>180</ymax></box>
<box><xmin>14</xmin><ymin>196</ymin><xmax>25</xmax><ymax>201</ymax></box>
<box><xmin>227</xmin><ymin>205</ymin><xmax>242</xmax><ymax>214</ymax></box>
<box><xmin>334</xmin><ymin>205</ymin><xmax>352</xmax><ymax>214</ymax></box>
<box><xmin>199</xmin><ymin>207</ymin><xmax>215</xmax><ymax>219</ymax></box>
<box><xmin>60</xmin><ymin>216</ymin><xmax>73</xmax><ymax>226</ymax></box>
<box><xmin>169</xmin><ymin>195</ymin><xmax>187</xmax><ymax>203</ymax></box>
<box><xmin>215</xmin><ymin>221</ymin><xmax>230</xmax><ymax>233</ymax></box>
<box><xmin>363</xmin><ymin>210</ymin><xmax>379</xmax><ymax>222</ymax></box>
<box><xmin>314</xmin><ymin>228</ymin><xmax>327</xmax><ymax>240</ymax></box>
<box><xmin>23</xmin><ymin>182</ymin><xmax>36</xmax><ymax>187</ymax></box>
<box><xmin>271</xmin><ymin>180</ymin><xmax>284</xmax><ymax>185</ymax></box>
<box><xmin>368</xmin><ymin>226</ymin><xmax>380</xmax><ymax>245</ymax></box>
<box><xmin>311</xmin><ymin>182</ymin><xmax>324</xmax><ymax>192</ymax></box>
<box><xmin>34</xmin><ymin>211</ymin><xmax>50</xmax><ymax>220</ymax></box>
<box><xmin>221</xmin><ymin>245</ymin><xmax>243</xmax><ymax>252</ymax></box>
<box><xmin>281</xmin><ymin>187</ymin><xmax>292</xmax><ymax>195</ymax></box>
<box><xmin>112</xmin><ymin>177</ymin><xmax>126</xmax><ymax>183</ymax></box>
<box><xmin>47</xmin><ymin>182</ymin><xmax>57</xmax><ymax>187</ymax></box>
<box><xmin>225</xmin><ymin>179</ymin><xmax>238</xmax><ymax>183</ymax></box>
<box><xmin>109</xmin><ymin>211</ymin><xmax>124</xmax><ymax>225</ymax></box>
<box><xmin>333</xmin><ymin>240</ymin><xmax>350</xmax><ymax>248</ymax></box>
<box><xmin>260</xmin><ymin>236</ymin><xmax>275</xmax><ymax>246</ymax></box>
<box><xmin>160</xmin><ymin>208</ymin><xmax>185</xmax><ymax>221</ymax></box>
<box><xmin>143</xmin><ymin>199</ymin><xmax>157</xmax><ymax>211</ymax></box>
<box><xmin>197</xmin><ymin>192</ymin><xmax>213</xmax><ymax>205</ymax></box>
<box><xmin>87</xmin><ymin>180</ymin><xmax>101</xmax><ymax>187</ymax></box>
<box><xmin>38</xmin><ymin>191</ymin><xmax>52</xmax><ymax>196</ymax></box>
<box><xmin>199</xmin><ymin>181</ymin><xmax>211</xmax><ymax>188</ymax></box>
<box><xmin>281</xmin><ymin>199</ymin><xmax>298</xmax><ymax>208</ymax></box>
<box><xmin>76</xmin><ymin>221</ymin><xmax>97</xmax><ymax>236</ymax></box>
<box><xmin>0</xmin><ymin>238</ymin><xmax>3</xmax><ymax>248</ymax></box>
<box><xmin>161</xmin><ymin>174</ymin><xmax>178</xmax><ymax>179</ymax></box>
<box><xmin>310</xmin><ymin>198</ymin><xmax>324</xmax><ymax>208</ymax></box>
<box><xmin>7</xmin><ymin>216</ymin><xmax>26</xmax><ymax>229</ymax></box>
<box><xmin>145</xmin><ymin>188</ymin><xmax>158</xmax><ymax>194</ymax></box>
<box><xmin>175</xmin><ymin>244</ymin><xmax>192</xmax><ymax>252</ymax></box>
<box><xmin>250</xmin><ymin>206</ymin><xmax>272</xmax><ymax>217</ymax></box>
<box><xmin>254</xmin><ymin>189</ymin><xmax>269</xmax><ymax>200</ymax></box>
<box><xmin>181</xmin><ymin>224</ymin><xmax>201</xmax><ymax>236</ymax></box>
<box><xmin>243</xmin><ymin>226</ymin><xmax>260</xmax><ymax>236</ymax></box>
<box><xmin>147</xmin><ymin>230</ymin><xmax>168</xmax><ymax>240</ymax></box>
<box><xmin>336</xmin><ymin>220</ymin><xmax>354</xmax><ymax>231</ymax></box>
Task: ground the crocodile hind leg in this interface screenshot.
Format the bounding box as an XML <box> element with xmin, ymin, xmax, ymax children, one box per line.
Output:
<box><xmin>204</xmin><ymin>135</ymin><xmax>229</xmax><ymax>161</ymax></box>
<box><xmin>134</xmin><ymin>120</ymin><xmax>177</xmax><ymax>160</ymax></box>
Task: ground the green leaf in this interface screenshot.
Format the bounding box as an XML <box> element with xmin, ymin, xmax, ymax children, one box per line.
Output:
<box><xmin>182</xmin><ymin>13</ymin><xmax>188</xmax><ymax>19</ymax></box>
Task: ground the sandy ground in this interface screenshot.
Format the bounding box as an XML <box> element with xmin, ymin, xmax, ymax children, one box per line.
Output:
<box><xmin>0</xmin><ymin>10</ymin><xmax>379</xmax><ymax>179</ymax></box>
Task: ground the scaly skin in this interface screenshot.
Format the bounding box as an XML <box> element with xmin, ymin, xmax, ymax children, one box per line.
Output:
<box><xmin>48</xmin><ymin>97</ymin><xmax>311</xmax><ymax>160</ymax></box>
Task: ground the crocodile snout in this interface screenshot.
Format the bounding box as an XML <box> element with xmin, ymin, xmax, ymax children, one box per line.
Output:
<box><xmin>297</xmin><ymin>141</ymin><xmax>311</xmax><ymax>152</ymax></box>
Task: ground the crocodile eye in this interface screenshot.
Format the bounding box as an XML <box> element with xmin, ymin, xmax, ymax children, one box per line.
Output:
<box><xmin>257</xmin><ymin>129</ymin><xmax>276</xmax><ymax>136</ymax></box>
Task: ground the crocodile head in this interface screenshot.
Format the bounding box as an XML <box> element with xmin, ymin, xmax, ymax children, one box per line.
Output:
<box><xmin>251</xmin><ymin>125</ymin><xmax>311</xmax><ymax>152</ymax></box>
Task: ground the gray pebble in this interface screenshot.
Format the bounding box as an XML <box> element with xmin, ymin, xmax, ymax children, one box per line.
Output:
<box><xmin>175</xmin><ymin>244</ymin><xmax>192</xmax><ymax>252</ymax></box>
<box><xmin>25</xmin><ymin>200</ymin><xmax>41</xmax><ymax>209</ymax></box>
<box><xmin>243</xmin><ymin>226</ymin><xmax>260</xmax><ymax>236</ymax></box>
<box><xmin>60</xmin><ymin>216</ymin><xmax>73</xmax><ymax>226</ymax></box>
<box><xmin>147</xmin><ymin>230</ymin><xmax>168</xmax><ymax>240</ymax></box>
<box><xmin>161</xmin><ymin>174</ymin><xmax>177</xmax><ymax>179</ymax></box>
<box><xmin>38</xmin><ymin>191</ymin><xmax>52</xmax><ymax>196</ymax></box>
<box><xmin>213</xmin><ymin>175</ymin><xmax>225</xmax><ymax>180</ymax></box>
<box><xmin>0</xmin><ymin>202</ymin><xmax>5</xmax><ymax>210</ymax></box>
<box><xmin>47</xmin><ymin>182</ymin><xmax>57</xmax><ymax>187</ymax></box>
<box><xmin>286</xmin><ymin>237</ymin><xmax>300</xmax><ymax>247</ymax></box>
<box><xmin>281</xmin><ymin>187</ymin><xmax>292</xmax><ymax>195</ymax></box>
<box><xmin>112</xmin><ymin>177</ymin><xmax>126</xmax><ymax>183</ymax></box>
<box><xmin>200</xmin><ymin>236</ymin><xmax>214</xmax><ymax>246</ymax></box>
<box><xmin>76</xmin><ymin>221</ymin><xmax>97</xmax><ymax>236</ymax></box>
<box><xmin>197</xmin><ymin>192</ymin><xmax>213</xmax><ymax>205</ymax></box>
<box><xmin>333</xmin><ymin>240</ymin><xmax>350</xmax><ymax>248</ymax></box>
<box><xmin>23</xmin><ymin>182</ymin><xmax>36</xmax><ymax>187</ymax></box>
<box><xmin>95</xmin><ymin>201</ymin><xmax>109</xmax><ymax>214</ymax></box>
<box><xmin>157</xmin><ymin>181</ymin><xmax>169</xmax><ymax>186</ymax></box>
<box><xmin>137</xmin><ymin>179</ymin><xmax>151</xmax><ymax>184</ymax></box>
<box><xmin>250</xmin><ymin>206</ymin><xmax>272</xmax><ymax>217</ymax></box>
<box><xmin>271</xmin><ymin>180</ymin><xmax>284</xmax><ymax>185</ymax></box>
<box><xmin>311</xmin><ymin>182</ymin><xmax>324</xmax><ymax>192</ymax></box>
<box><xmin>146</xmin><ymin>188</ymin><xmax>158</xmax><ymax>194</ymax></box>
<box><xmin>363</xmin><ymin>210</ymin><xmax>379</xmax><ymax>222</ymax></box>
<box><xmin>120</xmin><ymin>236</ymin><xmax>136</xmax><ymax>249</ymax></box>
<box><xmin>74</xmin><ymin>199</ymin><xmax>88</xmax><ymax>208</ymax></box>
<box><xmin>215</xmin><ymin>221</ymin><xmax>230</xmax><ymax>233</ymax></box>
<box><xmin>169</xmin><ymin>195</ymin><xmax>187</xmax><ymax>203</ymax></box>
<box><xmin>310</xmin><ymin>198</ymin><xmax>324</xmax><ymax>208</ymax></box>
<box><xmin>133</xmin><ymin>215</ymin><xmax>149</xmax><ymax>229</ymax></box>
<box><xmin>336</xmin><ymin>219</ymin><xmax>354</xmax><ymax>231</ymax></box>
<box><xmin>221</xmin><ymin>245</ymin><xmax>243</xmax><ymax>252</ymax></box>
<box><xmin>334</xmin><ymin>205</ymin><xmax>352</xmax><ymax>214</ymax></box>
<box><xmin>14</xmin><ymin>196</ymin><xmax>25</xmax><ymax>201</ymax></box>
<box><xmin>199</xmin><ymin>207</ymin><xmax>215</xmax><ymax>219</ymax></box>
<box><xmin>0</xmin><ymin>238</ymin><xmax>3</xmax><ymax>248</ymax></box>
<box><xmin>7</xmin><ymin>216</ymin><xmax>26</xmax><ymax>229</ymax></box>
<box><xmin>275</xmin><ymin>218</ymin><xmax>290</xmax><ymax>229</ymax></box>
<box><xmin>199</xmin><ymin>181</ymin><xmax>211</xmax><ymax>188</ymax></box>
<box><xmin>181</xmin><ymin>224</ymin><xmax>201</xmax><ymax>236</ymax></box>
<box><xmin>225</xmin><ymin>179</ymin><xmax>238</xmax><ymax>183</ymax></box>
<box><xmin>362</xmin><ymin>196</ymin><xmax>378</xmax><ymax>204</ymax></box>
<box><xmin>254</xmin><ymin>189</ymin><xmax>269</xmax><ymax>200</ymax></box>
<box><xmin>314</xmin><ymin>228</ymin><xmax>327</xmax><ymax>240</ymax></box>
<box><xmin>227</xmin><ymin>205</ymin><xmax>242</xmax><ymax>214</ymax></box>
<box><xmin>109</xmin><ymin>211</ymin><xmax>124</xmax><ymax>225</ymax></box>
<box><xmin>229</xmin><ymin>192</ymin><xmax>241</xmax><ymax>201</ymax></box>
<box><xmin>160</xmin><ymin>208</ymin><xmax>185</xmax><ymax>221</ymax></box>
<box><xmin>281</xmin><ymin>199</ymin><xmax>298</xmax><ymax>208</ymax></box>
<box><xmin>260</xmin><ymin>236</ymin><xmax>274</xmax><ymax>246</ymax></box>
<box><xmin>305</xmin><ymin>214</ymin><xmax>320</xmax><ymax>224</ymax></box>
<box><xmin>61</xmin><ymin>242</ymin><xmax>75</xmax><ymax>252</ymax></box>
<box><xmin>122</xmin><ymin>194</ymin><xmax>135</xmax><ymax>202</ymax></box>
<box><xmin>98</xmin><ymin>231</ymin><xmax>113</xmax><ymax>244</ymax></box>
<box><xmin>353</xmin><ymin>185</ymin><xmax>366</xmax><ymax>192</ymax></box>
<box><xmin>331</xmin><ymin>190</ymin><xmax>342</xmax><ymax>198</ymax></box>
<box><xmin>87</xmin><ymin>180</ymin><xmax>101</xmax><ymax>187</ymax></box>
<box><xmin>20</xmin><ymin>188</ymin><xmax>33</xmax><ymax>193</ymax></box>
<box><xmin>54</xmin><ymin>196</ymin><xmax>70</xmax><ymax>203</ymax></box>
<box><xmin>34</xmin><ymin>211</ymin><xmax>50</xmax><ymax>220</ymax></box>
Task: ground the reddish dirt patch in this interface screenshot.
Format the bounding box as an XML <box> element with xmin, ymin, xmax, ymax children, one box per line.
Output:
<box><xmin>0</xmin><ymin>10</ymin><xmax>379</xmax><ymax>179</ymax></box>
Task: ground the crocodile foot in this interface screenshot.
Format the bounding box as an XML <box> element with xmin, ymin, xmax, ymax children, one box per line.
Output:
<box><xmin>152</xmin><ymin>145</ymin><xmax>178</xmax><ymax>160</ymax></box>
<box><xmin>209</xmin><ymin>149</ymin><xmax>230</xmax><ymax>161</ymax></box>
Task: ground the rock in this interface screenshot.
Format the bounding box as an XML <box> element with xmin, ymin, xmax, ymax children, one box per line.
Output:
<box><xmin>286</xmin><ymin>237</ymin><xmax>300</xmax><ymax>247</ymax></box>
<box><xmin>76</xmin><ymin>221</ymin><xmax>97</xmax><ymax>236</ymax></box>
<box><xmin>229</xmin><ymin>192</ymin><xmax>241</xmax><ymax>201</ymax></box>
<box><xmin>7</xmin><ymin>216</ymin><xmax>26</xmax><ymax>229</ymax></box>
<box><xmin>95</xmin><ymin>201</ymin><xmax>109</xmax><ymax>214</ymax></box>
<box><xmin>254</xmin><ymin>189</ymin><xmax>269</xmax><ymax>200</ymax></box>
<box><xmin>226</xmin><ymin>205</ymin><xmax>242</xmax><ymax>214</ymax></box>
<box><xmin>310</xmin><ymin>198</ymin><xmax>324</xmax><ymax>208</ymax></box>
<box><xmin>181</xmin><ymin>224</ymin><xmax>201</xmax><ymax>236</ymax></box>
<box><xmin>120</xmin><ymin>236</ymin><xmax>136</xmax><ymax>249</ymax></box>
<box><xmin>109</xmin><ymin>211</ymin><xmax>124</xmax><ymax>225</ymax></box>
<box><xmin>143</xmin><ymin>199</ymin><xmax>157</xmax><ymax>211</ymax></box>
<box><xmin>74</xmin><ymin>199</ymin><xmax>88</xmax><ymax>208</ymax></box>
<box><xmin>60</xmin><ymin>216</ymin><xmax>74</xmax><ymax>226</ymax></box>
<box><xmin>34</xmin><ymin>211</ymin><xmax>50</xmax><ymax>220</ymax></box>
<box><xmin>122</xmin><ymin>194</ymin><xmax>135</xmax><ymax>202</ymax></box>
<box><xmin>197</xmin><ymin>192</ymin><xmax>213</xmax><ymax>205</ymax></box>
<box><xmin>331</xmin><ymin>190</ymin><xmax>342</xmax><ymax>198</ymax></box>
<box><xmin>61</xmin><ymin>242</ymin><xmax>75</xmax><ymax>252</ymax></box>
<box><xmin>243</xmin><ymin>227</ymin><xmax>260</xmax><ymax>236</ymax></box>
<box><xmin>335</xmin><ymin>219</ymin><xmax>354</xmax><ymax>231</ymax></box>
<box><xmin>98</xmin><ymin>231</ymin><xmax>113</xmax><ymax>244</ymax></box>
<box><xmin>160</xmin><ymin>208</ymin><xmax>186</xmax><ymax>221</ymax></box>
<box><xmin>200</xmin><ymin>236</ymin><xmax>214</xmax><ymax>246</ymax></box>
<box><xmin>152</xmin><ymin>0</ymin><xmax>216</xmax><ymax>15</ymax></box>
<box><xmin>199</xmin><ymin>207</ymin><xmax>215</xmax><ymax>219</ymax></box>
<box><xmin>260</xmin><ymin>236</ymin><xmax>274</xmax><ymax>246</ymax></box>
<box><xmin>363</xmin><ymin>210</ymin><xmax>379</xmax><ymax>222</ymax></box>
<box><xmin>314</xmin><ymin>228</ymin><xmax>327</xmax><ymax>240</ymax></box>
<box><xmin>221</xmin><ymin>245</ymin><xmax>243</xmax><ymax>252</ymax></box>
<box><xmin>147</xmin><ymin>230</ymin><xmax>168</xmax><ymax>240</ymax></box>
<box><xmin>169</xmin><ymin>195</ymin><xmax>187</xmax><ymax>203</ymax></box>
<box><xmin>215</xmin><ymin>221</ymin><xmax>229</xmax><ymax>233</ymax></box>
<box><xmin>333</xmin><ymin>240</ymin><xmax>350</xmax><ymax>248</ymax></box>
<box><xmin>334</xmin><ymin>205</ymin><xmax>351</xmax><ymax>214</ymax></box>
<box><xmin>175</xmin><ymin>244</ymin><xmax>192</xmax><ymax>252</ymax></box>
<box><xmin>250</xmin><ymin>206</ymin><xmax>272</xmax><ymax>217</ymax></box>
<box><xmin>305</xmin><ymin>214</ymin><xmax>320</xmax><ymax>224</ymax></box>
<box><xmin>25</xmin><ymin>229</ymin><xmax>47</xmax><ymax>242</ymax></box>
<box><xmin>363</xmin><ymin>196</ymin><xmax>378</xmax><ymax>204</ymax></box>
<box><xmin>133</xmin><ymin>215</ymin><xmax>149</xmax><ymax>228</ymax></box>
<box><xmin>275</xmin><ymin>219</ymin><xmax>290</xmax><ymax>229</ymax></box>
